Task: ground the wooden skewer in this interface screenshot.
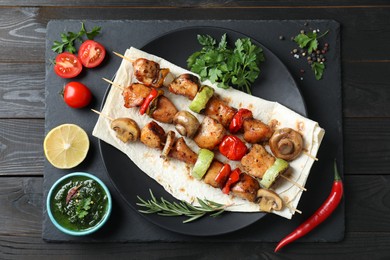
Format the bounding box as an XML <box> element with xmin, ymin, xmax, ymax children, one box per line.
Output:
<box><xmin>91</xmin><ymin>109</ymin><xmax>114</xmax><ymax>121</ymax></box>
<box><xmin>113</xmin><ymin>51</ymin><xmax>135</xmax><ymax>63</ymax></box>
<box><xmin>284</xmin><ymin>202</ymin><xmax>302</xmax><ymax>214</ymax></box>
<box><xmin>280</xmin><ymin>174</ymin><xmax>307</xmax><ymax>192</ymax></box>
<box><xmin>304</xmin><ymin>151</ymin><xmax>319</xmax><ymax>161</ymax></box>
<box><xmin>102</xmin><ymin>77</ymin><xmax>124</xmax><ymax>91</ymax></box>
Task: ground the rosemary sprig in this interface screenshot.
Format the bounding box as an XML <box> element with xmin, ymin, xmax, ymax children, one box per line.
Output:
<box><xmin>136</xmin><ymin>190</ymin><xmax>229</xmax><ymax>223</ymax></box>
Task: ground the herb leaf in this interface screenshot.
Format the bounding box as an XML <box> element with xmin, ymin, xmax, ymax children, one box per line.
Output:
<box><xmin>137</xmin><ymin>190</ymin><xmax>229</xmax><ymax>223</ymax></box>
<box><xmin>187</xmin><ymin>34</ymin><xmax>264</xmax><ymax>94</ymax></box>
<box><xmin>311</xmin><ymin>62</ymin><xmax>325</xmax><ymax>80</ymax></box>
<box><xmin>76</xmin><ymin>197</ymin><xmax>92</xmax><ymax>219</ymax></box>
<box><xmin>51</xmin><ymin>22</ymin><xmax>101</xmax><ymax>54</ymax></box>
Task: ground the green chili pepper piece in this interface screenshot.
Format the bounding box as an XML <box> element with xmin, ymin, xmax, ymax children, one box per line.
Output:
<box><xmin>189</xmin><ymin>86</ymin><xmax>214</xmax><ymax>113</ymax></box>
<box><xmin>260</xmin><ymin>158</ymin><xmax>289</xmax><ymax>189</ymax></box>
<box><xmin>192</xmin><ymin>149</ymin><xmax>214</xmax><ymax>180</ymax></box>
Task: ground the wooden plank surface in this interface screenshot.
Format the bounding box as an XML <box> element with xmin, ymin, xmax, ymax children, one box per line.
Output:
<box><xmin>0</xmin><ymin>0</ymin><xmax>389</xmax><ymax>258</ymax></box>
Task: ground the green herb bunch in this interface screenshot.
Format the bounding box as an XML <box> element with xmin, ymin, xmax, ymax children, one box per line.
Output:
<box><xmin>187</xmin><ymin>34</ymin><xmax>265</xmax><ymax>94</ymax></box>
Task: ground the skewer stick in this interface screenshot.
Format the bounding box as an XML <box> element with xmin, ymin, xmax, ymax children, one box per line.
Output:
<box><xmin>91</xmin><ymin>109</ymin><xmax>114</xmax><ymax>122</ymax></box>
<box><xmin>285</xmin><ymin>202</ymin><xmax>302</xmax><ymax>214</ymax></box>
<box><xmin>102</xmin><ymin>77</ymin><xmax>124</xmax><ymax>91</ymax></box>
<box><xmin>280</xmin><ymin>175</ymin><xmax>307</xmax><ymax>192</ymax></box>
<box><xmin>304</xmin><ymin>151</ymin><xmax>319</xmax><ymax>161</ymax></box>
<box><xmin>113</xmin><ymin>51</ymin><xmax>135</xmax><ymax>63</ymax></box>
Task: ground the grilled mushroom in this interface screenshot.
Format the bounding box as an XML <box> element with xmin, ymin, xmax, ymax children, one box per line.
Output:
<box><xmin>269</xmin><ymin>128</ymin><xmax>303</xmax><ymax>161</ymax></box>
<box><xmin>110</xmin><ymin>118</ymin><xmax>140</xmax><ymax>143</ymax></box>
<box><xmin>161</xmin><ymin>130</ymin><xmax>176</xmax><ymax>160</ymax></box>
<box><xmin>257</xmin><ymin>189</ymin><xmax>283</xmax><ymax>212</ymax></box>
<box><xmin>173</xmin><ymin>111</ymin><xmax>200</xmax><ymax>138</ymax></box>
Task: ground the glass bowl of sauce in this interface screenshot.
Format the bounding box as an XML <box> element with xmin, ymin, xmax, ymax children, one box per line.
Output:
<box><xmin>47</xmin><ymin>172</ymin><xmax>112</xmax><ymax>236</ymax></box>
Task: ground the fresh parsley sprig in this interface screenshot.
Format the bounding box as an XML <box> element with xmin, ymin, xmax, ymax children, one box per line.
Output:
<box><xmin>294</xmin><ymin>30</ymin><xmax>329</xmax><ymax>54</ymax></box>
<box><xmin>187</xmin><ymin>34</ymin><xmax>265</xmax><ymax>94</ymax></box>
<box><xmin>51</xmin><ymin>22</ymin><xmax>101</xmax><ymax>54</ymax></box>
<box><xmin>137</xmin><ymin>190</ymin><xmax>229</xmax><ymax>223</ymax></box>
<box><xmin>293</xmin><ymin>29</ymin><xmax>329</xmax><ymax>80</ymax></box>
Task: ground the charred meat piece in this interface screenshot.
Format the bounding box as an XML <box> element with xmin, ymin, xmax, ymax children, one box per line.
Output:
<box><xmin>243</xmin><ymin>118</ymin><xmax>273</xmax><ymax>143</ymax></box>
<box><xmin>122</xmin><ymin>83</ymin><xmax>151</xmax><ymax>108</ymax></box>
<box><xmin>231</xmin><ymin>173</ymin><xmax>260</xmax><ymax>202</ymax></box>
<box><xmin>140</xmin><ymin>121</ymin><xmax>166</xmax><ymax>150</ymax></box>
<box><xmin>241</xmin><ymin>144</ymin><xmax>275</xmax><ymax>179</ymax></box>
<box><xmin>193</xmin><ymin>116</ymin><xmax>226</xmax><ymax>150</ymax></box>
<box><xmin>133</xmin><ymin>58</ymin><xmax>160</xmax><ymax>87</ymax></box>
<box><xmin>203</xmin><ymin>160</ymin><xmax>225</xmax><ymax>188</ymax></box>
<box><xmin>204</xmin><ymin>97</ymin><xmax>237</xmax><ymax>129</ymax></box>
<box><xmin>151</xmin><ymin>96</ymin><xmax>178</xmax><ymax>124</ymax></box>
<box><xmin>168</xmin><ymin>73</ymin><xmax>201</xmax><ymax>100</ymax></box>
<box><xmin>168</xmin><ymin>137</ymin><xmax>198</xmax><ymax>165</ymax></box>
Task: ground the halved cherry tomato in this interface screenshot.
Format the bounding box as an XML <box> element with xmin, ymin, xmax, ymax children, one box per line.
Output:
<box><xmin>78</xmin><ymin>40</ymin><xmax>106</xmax><ymax>68</ymax></box>
<box><xmin>63</xmin><ymin>82</ymin><xmax>92</xmax><ymax>108</ymax></box>
<box><xmin>219</xmin><ymin>135</ymin><xmax>248</xmax><ymax>161</ymax></box>
<box><xmin>54</xmin><ymin>53</ymin><xmax>83</xmax><ymax>78</ymax></box>
<box><xmin>229</xmin><ymin>108</ymin><xmax>253</xmax><ymax>134</ymax></box>
<box><xmin>222</xmin><ymin>168</ymin><xmax>241</xmax><ymax>194</ymax></box>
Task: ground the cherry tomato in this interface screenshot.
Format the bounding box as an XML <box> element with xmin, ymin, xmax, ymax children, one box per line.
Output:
<box><xmin>78</xmin><ymin>40</ymin><xmax>106</xmax><ymax>68</ymax></box>
<box><xmin>54</xmin><ymin>53</ymin><xmax>83</xmax><ymax>78</ymax></box>
<box><xmin>219</xmin><ymin>135</ymin><xmax>248</xmax><ymax>161</ymax></box>
<box><xmin>63</xmin><ymin>82</ymin><xmax>92</xmax><ymax>108</ymax></box>
<box><xmin>229</xmin><ymin>108</ymin><xmax>253</xmax><ymax>134</ymax></box>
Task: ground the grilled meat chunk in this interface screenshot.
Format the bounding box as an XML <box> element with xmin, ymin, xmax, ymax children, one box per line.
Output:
<box><xmin>168</xmin><ymin>137</ymin><xmax>198</xmax><ymax>165</ymax></box>
<box><xmin>133</xmin><ymin>58</ymin><xmax>160</xmax><ymax>87</ymax></box>
<box><xmin>231</xmin><ymin>173</ymin><xmax>260</xmax><ymax>202</ymax></box>
<box><xmin>243</xmin><ymin>118</ymin><xmax>273</xmax><ymax>143</ymax></box>
<box><xmin>203</xmin><ymin>160</ymin><xmax>225</xmax><ymax>188</ymax></box>
<box><xmin>151</xmin><ymin>96</ymin><xmax>178</xmax><ymax>124</ymax></box>
<box><xmin>122</xmin><ymin>83</ymin><xmax>151</xmax><ymax>108</ymax></box>
<box><xmin>204</xmin><ymin>97</ymin><xmax>237</xmax><ymax>129</ymax></box>
<box><xmin>140</xmin><ymin>121</ymin><xmax>166</xmax><ymax>150</ymax></box>
<box><xmin>193</xmin><ymin>116</ymin><xmax>226</xmax><ymax>150</ymax></box>
<box><xmin>241</xmin><ymin>144</ymin><xmax>275</xmax><ymax>179</ymax></box>
<box><xmin>168</xmin><ymin>73</ymin><xmax>200</xmax><ymax>100</ymax></box>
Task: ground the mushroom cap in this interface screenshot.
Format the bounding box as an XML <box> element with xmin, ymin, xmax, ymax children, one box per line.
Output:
<box><xmin>173</xmin><ymin>110</ymin><xmax>200</xmax><ymax>138</ymax></box>
<box><xmin>269</xmin><ymin>128</ymin><xmax>303</xmax><ymax>161</ymax></box>
<box><xmin>110</xmin><ymin>118</ymin><xmax>140</xmax><ymax>143</ymax></box>
<box><xmin>257</xmin><ymin>189</ymin><xmax>283</xmax><ymax>212</ymax></box>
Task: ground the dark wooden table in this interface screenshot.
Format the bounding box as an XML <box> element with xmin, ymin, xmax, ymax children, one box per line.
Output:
<box><xmin>1</xmin><ymin>1</ymin><xmax>389</xmax><ymax>259</ymax></box>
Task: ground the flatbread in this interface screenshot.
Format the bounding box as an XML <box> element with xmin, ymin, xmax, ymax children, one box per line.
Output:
<box><xmin>92</xmin><ymin>47</ymin><xmax>325</xmax><ymax>219</ymax></box>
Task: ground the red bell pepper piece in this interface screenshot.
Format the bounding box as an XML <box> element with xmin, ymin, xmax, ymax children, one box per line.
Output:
<box><xmin>229</xmin><ymin>108</ymin><xmax>253</xmax><ymax>134</ymax></box>
<box><xmin>214</xmin><ymin>163</ymin><xmax>231</xmax><ymax>187</ymax></box>
<box><xmin>139</xmin><ymin>88</ymin><xmax>158</xmax><ymax>115</ymax></box>
<box><xmin>219</xmin><ymin>135</ymin><xmax>248</xmax><ymax>161</ymax></box>
<box><xmin>222</xmin><ymin>168</ymin><xmax>241</xmax><ymax>194</ymax></box>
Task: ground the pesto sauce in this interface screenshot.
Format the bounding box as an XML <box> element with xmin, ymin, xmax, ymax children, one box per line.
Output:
<box><xmin>51</xmin><ymin>176</ymin><xmax>108</xmax><ymax>231</ymax></box>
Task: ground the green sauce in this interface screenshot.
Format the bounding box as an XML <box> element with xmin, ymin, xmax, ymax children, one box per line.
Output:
<box><xmin>50</xmin><ymin>176</ymin><xmax>108</xmax><ymax>231</ymax></box>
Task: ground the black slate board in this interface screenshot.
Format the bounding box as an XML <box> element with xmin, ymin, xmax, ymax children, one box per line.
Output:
<box><xmin>43</xmin><ymin>20</ymin><xmax>343</xmax><ymax>243</ymax></box>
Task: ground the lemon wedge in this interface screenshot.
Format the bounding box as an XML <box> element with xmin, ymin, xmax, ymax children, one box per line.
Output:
<box><xmin>44</xmin><ymin>124</ymin><xmax>90</xmax><ymax>169</ymax></box>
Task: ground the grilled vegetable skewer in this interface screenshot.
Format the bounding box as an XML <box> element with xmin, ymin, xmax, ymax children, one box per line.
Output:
<box><xmin>102</xmin><ymin>78</ymin><xmax>306</xmax><ymax>192</ymax></box>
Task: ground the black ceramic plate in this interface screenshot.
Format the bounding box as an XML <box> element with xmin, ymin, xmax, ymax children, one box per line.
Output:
<box><xmin>99</xmin><ymin>27</ymin><xmax>306</xmax><ymax>236</ymax></box>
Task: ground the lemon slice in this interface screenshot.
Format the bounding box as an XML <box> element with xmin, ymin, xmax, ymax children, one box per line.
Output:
<box><xmin>44</xmin><ymin>124</ymin><xmax>90</xmax><ymax>169</ymax></box>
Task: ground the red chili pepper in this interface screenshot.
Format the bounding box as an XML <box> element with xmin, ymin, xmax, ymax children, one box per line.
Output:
<box><xmin>274</xmin><ymin>161</ymin><xmax>344</xmax><ymax>252</ymax></box>
<box><xmin>229</xmin><ymin>108</ymin><xmax>253</xmax><ymax>134</ymax></box>
<box><xmin>219</xmin><ymin>135</ymin><xmax>248</xmax><ymax>161</ymax></box>
<box><xmin>222</xmin><ymin>168</ymin><xmax>241</xmax><ymax>194</ymax></box>
<box><xmin>139</xmin><ymin>88</ymin><xmax>158</xmax><ymax>115</ymax></box>
<box><xmin>214</xmin><ymin>163</ymin><xmax>231</xmax><ymax>187</ymax></box>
